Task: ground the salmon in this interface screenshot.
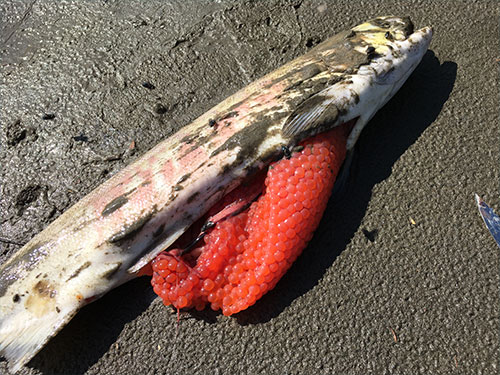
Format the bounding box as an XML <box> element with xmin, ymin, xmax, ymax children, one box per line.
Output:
<box><xmin>0</xmin><ymin>16</ymin><xmax>433</xmax><ymax>373</ymax></box>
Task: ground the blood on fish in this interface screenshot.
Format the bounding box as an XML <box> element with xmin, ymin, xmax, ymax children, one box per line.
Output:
<box><xmin>146</xmin><ymin>122</ymin><xmax>351</xmax><ymax>315</ymax></box>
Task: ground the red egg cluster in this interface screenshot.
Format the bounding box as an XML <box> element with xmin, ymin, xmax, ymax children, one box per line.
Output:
<box><xmin>150</xmin><ymin>126</ymin><xmax>348</xmax><ymax>315</ymax></box>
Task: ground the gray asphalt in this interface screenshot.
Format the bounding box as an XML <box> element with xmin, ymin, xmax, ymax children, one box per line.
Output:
<box><xmin>1</xmin><ymin>1</ymin><xmax>498</xmax><ymax>374</ymax></box>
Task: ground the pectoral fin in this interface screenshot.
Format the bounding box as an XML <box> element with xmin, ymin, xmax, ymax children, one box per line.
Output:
<box><xmin>282</xmin><ymin>93</ymin><xmax>339</xmax><ymax>139</ymax></box>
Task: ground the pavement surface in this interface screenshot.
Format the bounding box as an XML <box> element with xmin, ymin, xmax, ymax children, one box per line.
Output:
<box><xmin>0</xmin><ymin>1</ymin><xmax>498</xmax><ymax>374</ymax></box>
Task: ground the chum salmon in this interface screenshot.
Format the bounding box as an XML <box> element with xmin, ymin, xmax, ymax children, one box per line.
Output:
<box><xmin>0</xmin><ymin>16</ymin><xmax>432</xmax><ymax>373</ymax></box>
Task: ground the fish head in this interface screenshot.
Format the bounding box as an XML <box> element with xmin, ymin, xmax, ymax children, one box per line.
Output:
<box><xmin>338</xmin><ymin>16</ymin><xmax>433</xmax><ymax>149</ymax></box>
<box><xmin>354</xmin><ymin>16</ymin><xmax>416</xmax><ymax>41</ymax></box>
<box><xmin>341</xmin><ymin>16</ymin><xmax>434</xmax><ymax>148</ymax></box>
<box><xmin>352</xmin><ymin>16</ymin><xmax>433</xmax><ymax>87</ymax></box>
<box><xmin>281</xmin><ymin>16</ymin><xmax>433</xmax><ymax>149</ymax></box>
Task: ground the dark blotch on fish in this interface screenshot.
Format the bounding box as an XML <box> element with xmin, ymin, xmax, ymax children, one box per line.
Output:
<box><xmin>180</xmin><ymin>133</ymin><xmax>196</xmax><ymax>144</ymax></box>
<box><xmin>270</xmin><ymin>26</ymin><xmax>389</xmax><ymax>100</ymax></box>
<box><xmin>281</xmin><ymin>63</ymin><xmax>329</xmax><ymax>93</ymax></box>
<box><xmin>187</xmin><ymin>192</ymin><xmax>199</xmax><ymax>204</ymax></box>
<box><xmin>102</xmin><ymin>195</ymin><xmax>129</xmax><ymax>216</ymax></box>
<box><xmin>327</xmin><ymin>76</ymin><xmax>343</xmax><ymax>86</ymax></box>
<box><xmin>177</xmin><ymin>173</ymin><xmax>191</xmax><ymax>184</ymax></box>
<box><xmin>367</xmin><ymin>49</ymin><xmax>381</xmax><ymax>60</ymax></box>
<box><xmin>66</xmin><ymin>261</ymin><xmax>91</xmax><ymax>281</ymax></box>
<box><xmin>109</xmin><ymin>212</ymin><xmax>154</xmax><ymax>243</ymax></box>
<box><xmin>208</xmin><ymin>119</ymin><xmax>216</xmax><ymax>127</ymax></box>
<box><xmin>12</xmin><ymin>294</ymin><xmax>20</xmax><ymax>303</ymax></box>
<box><xmin>153</xmin><ymin>224</ymin><xmax>165</xmax><ymax>238</ymax></box>
<box><xmin>217</xmin><ymin>111</ymin><xmax>239</xmax><ymax>122</ymax></box>
<box><xmin>179</xmin><ymin>132</ymin><xmax>213</xmax><ymax>157</ymax></box>
<box><xmin>338</xmin><ymin>107</ymin><xmax>348</xmax><ymax>116</ymax></box>
<box><xmin>211</xmin><ymin>110</ymin><xmax>288</xmax><ymax>169</ymax></box>
<box><xmin>299</xmin><ymin>64</ymin><xmax>326</xmax><ymax>81</ymax></box>
<box><xmin>317</xmin><ymin>32</ymin><xmax>367</xmax><ymax>70</ymax></box>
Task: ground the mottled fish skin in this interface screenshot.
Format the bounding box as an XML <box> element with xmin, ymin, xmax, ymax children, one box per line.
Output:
<box><xmin>0</xmin><ymin>17</ymin><xmax>432</xmax><ymax>373</ymax></box>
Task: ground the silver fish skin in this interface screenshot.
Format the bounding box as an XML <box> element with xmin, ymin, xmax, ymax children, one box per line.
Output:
<box><xmin>475</xmin><ymin>194</ymin><xmax>500</xmax><ymax>248</ymax></box>
<box><xmin>0</xmin><ymin>16</ymin><xmax>432</xmax><ymax>373</ymax></box>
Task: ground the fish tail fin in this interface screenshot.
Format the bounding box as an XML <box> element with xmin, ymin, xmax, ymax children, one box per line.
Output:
<box><xmin>0</xmin><ymin>303</ymin><xmax>77</xmax><ymax>373</ymax></box>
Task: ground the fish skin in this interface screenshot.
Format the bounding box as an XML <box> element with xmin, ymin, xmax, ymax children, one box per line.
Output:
<box><xmin>0</xmin><ymin>16</ymin><xmax>432</xmax><ymax>373</ymax></box>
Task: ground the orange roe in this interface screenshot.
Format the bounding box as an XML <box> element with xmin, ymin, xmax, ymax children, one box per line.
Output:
<box><xmin>151</xmin><ymin>124</ymin><xmax>349</xmax><ymax>315</ymax></box>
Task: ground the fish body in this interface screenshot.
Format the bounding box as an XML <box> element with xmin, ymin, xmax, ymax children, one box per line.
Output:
<box><xmin>0</xmin><ymin>16</ymin><xmax>432</xmax><ymax>372</ymax></box>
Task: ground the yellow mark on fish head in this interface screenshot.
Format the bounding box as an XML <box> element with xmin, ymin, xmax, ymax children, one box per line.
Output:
<box><xmin>353</xmin><ymin>17</ymin><xmax>412</xmax><ymax>43</ymax></box>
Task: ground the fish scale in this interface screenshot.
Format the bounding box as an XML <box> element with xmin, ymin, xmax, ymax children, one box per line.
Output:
<box><xmin>0</xmin><ymin>16</ymin><xmax>432</xmax><ymax>373</ymax></box>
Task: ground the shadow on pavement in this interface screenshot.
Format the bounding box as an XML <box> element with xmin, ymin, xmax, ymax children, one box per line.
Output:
<box><xmin>236</xmin><ymin>51</ymin><xmax>457</xmax><ymax>324</ymax></box>
<box><xmin>28</xmin><ymin>278</ymin><xmax>156</xmax><ymax>375</ymax></box>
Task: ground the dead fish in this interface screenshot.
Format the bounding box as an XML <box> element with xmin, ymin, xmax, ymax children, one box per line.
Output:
<box><xmin>475</xmin><ymin>194</ymin><xmax>500</xmax><ymax>248</ymax></box>
<box><xmin>0</xmin><ymin>16</ymin><xmax>432</xmax><ymax>373</ymax></box>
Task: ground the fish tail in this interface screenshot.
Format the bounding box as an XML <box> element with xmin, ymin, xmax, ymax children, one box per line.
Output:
<box><xmin>0</xmin><ymin>305</ymin><xmax>77</xmax><ymax>373</ymax></box>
